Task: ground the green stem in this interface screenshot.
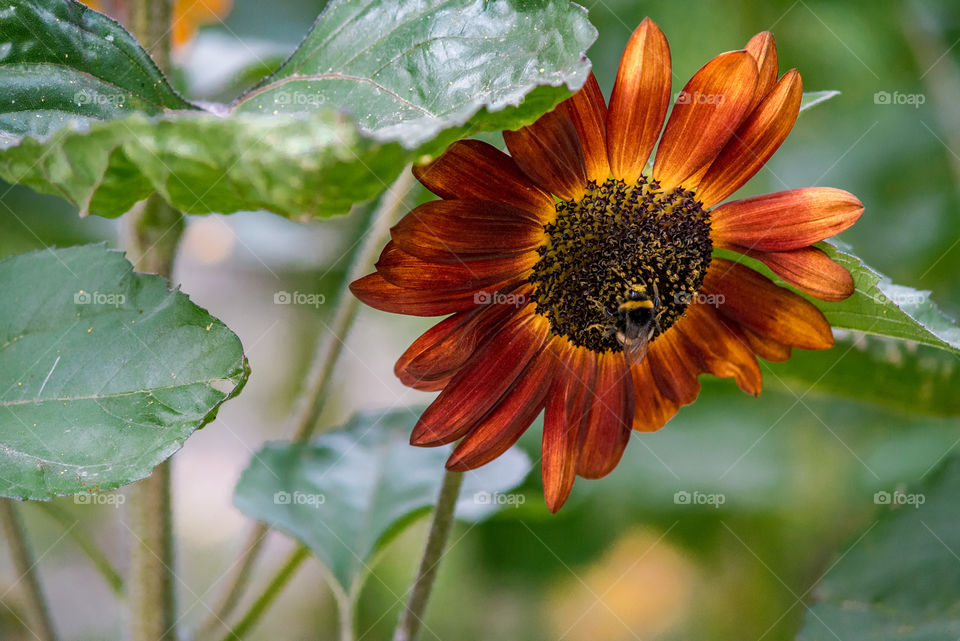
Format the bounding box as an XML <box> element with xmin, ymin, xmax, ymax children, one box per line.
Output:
<box><xmin>34</xmin><ymin>502</ymin><xmax>125</xmax><ymax>596</ymax></box>
<box><xmin>0</xmin><ymin>500</ymin><xmax>59</xmax><ymax>641</ymax></box>
<box><xmin>393</xmin><ymin>470</ymin><xmax>464</xmax><ymax>641</ymax></box>
<box><xmin>200</xmin><ymin>168</ymin><xmax>416</xmax><ymax>634</ymax></box>
<box><xmin>217</xmin><ymin>546</ymin><xmax>311</xmax><ymax>641</ymax></box>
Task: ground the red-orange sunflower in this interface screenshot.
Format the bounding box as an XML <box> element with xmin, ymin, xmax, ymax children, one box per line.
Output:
<box><xmin>351</xmin><ymin>19</ymin><xmax>863</xmax><ymax>512</ymax></box>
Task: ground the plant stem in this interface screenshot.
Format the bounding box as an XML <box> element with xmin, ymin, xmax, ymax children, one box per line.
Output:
<box><xmin>393</xmin><ymin>470</ymin><xmax>464</xmax><ymax>641</ymax></box>
<box><xmin>125</xmin><ymin>1</ymin><xmax>181</xmax><ymax>637</ymax></box>
<box><xmin>34</xmin><ymin>502</ymin><xmax>125</xmax><ymax>596</ymax></box>
<box><xmin>201</xmin><ymin>168</ymin><xmax>416</xmax><ymax>634</ymax></box>
<box><xmin>217</xmin><ymin>545</ymin><xmax>311</xmax><ymax>641</ymax></box>
<box><xmin>0</xmin><ymin>500</ymin><xmax>59</xmax><ymax>641</ymax></box>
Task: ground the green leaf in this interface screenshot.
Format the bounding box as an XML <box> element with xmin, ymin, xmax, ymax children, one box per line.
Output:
<box><xmin>0</xmin><ymin>0</ymin><xmax>198</xmax><ymax>143</ymax></box>
<box><xmin>799</xmin><ymin>90</ymin><xmax>841</xmax><ymax>112</ymax></box>
<box><xmin>0</xmin><ymin>245</ymin><xmax>248</xmax><ymax>500</ymax></box>
<box><xmin>767</xmin><ymin>336</ymin><xmax>960</xmax><ymax>417</ymax></box>
<box><xmin>233</xmin><ymin>408</ymin><xmax>531</xmax><ymax>597</ymax></box>
<box><xmin>0</xmin><ymin>0</ymin><xmax>595</xmax><ymax>218</ymax></box>
<box><xmin>718</xmin><ymin>241</ymin><xmax>960</xmax><ymax>354</ymax></box>
<box><xmin>798</xmin><ymin>455</ymin><xmax>960</xmax><ymax>641</ymax></box>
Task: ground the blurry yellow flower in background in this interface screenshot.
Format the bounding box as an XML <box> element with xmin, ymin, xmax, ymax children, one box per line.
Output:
<box><xmin>81</xmin><ymin>0</ymin><xmax>232</xmax><ymax>47</ymax></box>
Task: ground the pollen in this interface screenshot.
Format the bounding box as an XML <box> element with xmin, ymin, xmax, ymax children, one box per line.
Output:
<box><xmin>529</xmin><ymin>176</ymin><xmax>712</xmax><ymax>352</ymax></box>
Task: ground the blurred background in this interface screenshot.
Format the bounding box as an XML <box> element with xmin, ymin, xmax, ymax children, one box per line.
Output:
<box><xmin>2</xmin><ymin>0</ymin><xmax>960</xmax><ymax>639</ymax></box>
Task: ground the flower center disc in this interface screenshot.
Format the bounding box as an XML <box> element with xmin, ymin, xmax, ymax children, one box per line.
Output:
<box><xmin>529</xmin><ymin>176</ymin><xmax>713</xmax><ymax>353</ymax></box>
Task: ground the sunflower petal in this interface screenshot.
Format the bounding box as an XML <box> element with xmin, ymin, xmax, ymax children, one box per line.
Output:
<box><xmin>577</xmin><ymin>351</ymin><xmax>634</xmax><ymax>479</ymax></box>
<box><xmin>705</xmin><ymin>258</ymin><xmax>834</xmax><ymax>349</ymax></box>
<box><xmin>711</xmin><ymin>187</ymin><xmax>864</xmax><ymax>251</ymax></box>
<box><xmin>696</xmin><ymin>69</ymin><xmax>802</xmax><ymax>209</ymax></box>
<box><xmin>376</xmin><ymin>242</ymin><xmax>534</xmax><ymax>291</ymax></box>
<box><xmin>741</xmin><ymin>326</ymin><xmax>793</xmax><ymax>362</ymax></box>
<box><xmin>391</xmin><ymin>199</ymin><xmax>543</xmax><ymax>263</ymax></box>
<box><xmin>678</xmin><ymin>304</ymin><xmax>762</xmax><ymax>395</ymax></box>
<box><xmin>607</xmin><ymin>17</ymin><xmax>672</xmax><ymax>183</ymax></box>
<box><xmin>504</xmin><ymin>109</ymin><xmax>587</xmax><ymax>200</ymax></box>
<box><xmin>632</xmin><ymin>360</ymin><xmax>680</xmax><ymax>432</ymax></box>
<box><xmin>562</xmin><ymin>73</ymin><xmax>610</xmax><ymax>184</ymax></box>
<box><xmin>413</xmin><ymin>140</ymin><xmax>555</xmax><ymax>218</ymax></box>
<box><xmin>647</xmin><ymin>329</ymin><xmax>703</xmax><ymax>405</ymax></box>
<box><xmin>446</xmin><ymin>344</ymin><xmax>555</xmax><ymax>471</ymax></box>
<box><xmin>411</xmin><ymin>311</ymin><xmax>549</xmax><ymax>446</ymax></box>
<box><xmin>745</xmin><ymin>31</ymin><xmax>779</xmax><ymax>110</ymax></box>
<box><xmin>730</xmin><ymin>245</ymin><xmax>855</xmax><ymax>302</ymax></box>
<box><xmin>542</xmin><ymin>344</ymin><xmax>594</xmax><ymax>511</ymax></box>
<box><xmin>350</xmin><ymin>273</ymin><xmax>479</xmax><ymax>316</ymax></box>
<box><xmin>652</xmin><ymin>50</ymin><xmax>758</xmax><ymax>189</ymax></box>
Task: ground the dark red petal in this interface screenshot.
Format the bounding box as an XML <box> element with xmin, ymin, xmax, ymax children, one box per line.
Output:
<box><xmin>606</xmin><ymin>17</ymin><xmax>672</xmax><ymax>184</ymax></box>
<box><xmin>711</xmin><ymin>187</ymin><xmax>864</xmax><ymax>251</ymax></box>
<box><xmin>412</xmin><ymin>140</ymin><xmax>555</xmax><ymax>219</ymax></box>
<box><xmin>403</xmin><ymin>287</ymin><xmax>529</xmax><ymax>384</ymax></box>
<box><xmin>446</xmin><ymin>342</ymin><xmax>556</xmax><ymax>471</ymax></box>
<box><xmin>652</xmin><ymin>50</ymin><xmax>758</xmax><ymax>189</ymax></box>
<box><xmin>729</xmin><ymin>244</ymin><xmax>855</xmax><ymax>302</ymax></box>
<box><xmin>561</xmin><ymin>73</ymin><xmax>610</xmax><ymax>184</ymax></box>
<box><xmin>504</xmin><ymin>109</ymin><xmax>587</xmax><ymax>201</ymax></box>
<box><xmin>745</xmin><ymin>31</ymin><xmax>779</xmax><ymax>110</ymax></box>
<box><xmin>391</xmin><ymin>199</ymin><xmax>543</xmax><ymax>263</ymax></box>
<box><xmin>577</xmin><ymin>351</ymin><xmax>634</xmax><ymax>479</ymax></box>
<box><xmin>350</xmin><ymin>273</ymin><xmax>479</xmax><ymax>316</ymax></box>
<box><xmin>695</xmin><ymin>69</ymin><xmax>802</xmax><ymax>209</ymax></box>
<box><xmin>646</xmin><ymin>329</ymin><xmax>703</xmax><ymax>405</ymax></box>
<box><xmin>630</xmin><ymin>359</ymin><xmax>680</xmax><ymax>432</ymax></box>
<box><xmin>411</xmin><ymin>311</ymin><xmax>550</xmax><ymax>446</ymax></box>
<box><xmin>376</xmin><ymin>241</ymin><xmax>534</xmax><ymax>291</ymax></box>
<box><xmin>541</xmin><ymin>343</ymin><xmax>594</xmax><ymax>511</ymax></box>
<box><xmin>395</xmin><ymin>310</ymin><xmax>477</xmax><ymax>391</ymax></box>
<box><xmin>704</xmin><ymin>258</ymin><xmax>834</xmax><ymax>350</ymax></box>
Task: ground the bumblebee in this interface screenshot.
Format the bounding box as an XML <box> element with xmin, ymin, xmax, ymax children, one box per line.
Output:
<box><xmin>588</xmin><ymin>283</ymin><xmax>662</xmax><ymax>365</ymax></box>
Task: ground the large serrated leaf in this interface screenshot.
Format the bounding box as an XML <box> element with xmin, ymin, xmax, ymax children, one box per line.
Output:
<box><xmin>233</xmin><ymin>408</ymin><xmax>531</xmax><ymax>597</ymax></box>
<box><xmin>798</xmin><ymin>455</ymin><xmax>960</xmax><ymax>641</ymax></box>
<box><xmin>0</xmin><ymin>0</ymin><xmax>595</xmax><ymax>218</ymax></box>
<box><xmin>0</xmin><ymin>244</ymin><xmax>248</xmax><ymax>500</ymax></box>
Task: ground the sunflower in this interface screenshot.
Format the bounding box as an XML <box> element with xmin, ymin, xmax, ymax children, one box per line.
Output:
<box><xmin>351</xmin><ymin>19</ymin><xmax>863</xmax><ymax>512</ymax></box>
